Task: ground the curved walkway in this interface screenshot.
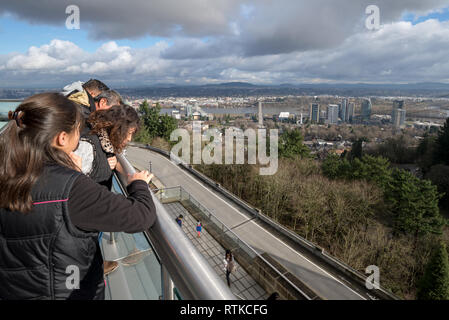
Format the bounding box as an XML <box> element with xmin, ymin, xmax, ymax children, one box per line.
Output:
<box><xmin>126</xmin><ymin>146</ymin><xmax>366</xmax><ymax>300</ymax></box>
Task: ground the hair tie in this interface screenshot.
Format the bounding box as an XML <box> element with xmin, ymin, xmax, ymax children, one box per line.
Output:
<box><xmin>8</xmin><ymin>110</ymin><xmax>24</xmax><ymax>128</ymax></box>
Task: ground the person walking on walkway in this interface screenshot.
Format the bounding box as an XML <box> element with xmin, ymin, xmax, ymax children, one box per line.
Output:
<box><xmin>196</xmin><ymin>220</ymin><xmax>202</xmax><ymax>237</ymax></box>
<box><xmin>175</xmin><ymin>215</ymin><xmax>183</xmax><ymax>227</ymax></box>
<box><xmin>223</xmin><ymin>250</ymin><xmax>235</xmax><ymax>287</ymax></box>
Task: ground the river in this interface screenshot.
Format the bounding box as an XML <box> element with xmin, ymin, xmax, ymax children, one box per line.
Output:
<box><xmin>0</xmin><ymin>101</ymin><xmax>21</xmax><ymax>129</ymax></box>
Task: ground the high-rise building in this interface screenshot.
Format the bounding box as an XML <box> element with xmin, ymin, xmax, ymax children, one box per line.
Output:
<box><xmin>394</xmin><ymin>109</ymin><xmax>406</xmax><ymax>128</ymax></box>
<box><xmin>346</xmin><ymin>103</ymin><xmax>354</xmax><ymax>123</ymax></box>
<box><xmin>361</xmin><ymin>98</ymin><xmax>372</xmax><ymax>121</ymax></box>
<box><xmin>340</xmin><ymin>99</ymin><xmax>348</xmax><ymax>122</ymax></box>
<box><xmin>320</xmin><ymin>110</ymin><xmax>326</xmax><ymax>123</ymax></box>
<box><xmin>327</xmin><ymin>104</ymin><xmax>339</xmax><ymax>125</ymax></box>
<box><xmin>392</xmin><ymin>100</ymin><xmax>404</xmax><ymax>126</ymax></box>
<box><xmin>310</xmin><ymin>103</ymin><xmax>320</xmax><ymax>123</ymax></box>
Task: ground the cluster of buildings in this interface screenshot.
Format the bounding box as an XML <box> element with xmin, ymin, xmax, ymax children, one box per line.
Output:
<box><xmin>361</xmin><ymin>98</ymin><xmax>407</xmax><ymax>128</ymax></box>
<box><xmin>306</xmin><ymin>98</ymin><xmax>407</xmax><ymax>128</ymax></box>
<box><xmin>308</xmin><ymin>98</ymin><xmax>356</xmax><ymax>125</ymax></box>
<box><xmin>133</xmin><ymin>94</ymin><xmax>445</xmax><ymax>133</ymax></box>
<box><xmin>132</xmin><ymin>96</ymin><xmax>280</xmax><ymax>109</ymax></box>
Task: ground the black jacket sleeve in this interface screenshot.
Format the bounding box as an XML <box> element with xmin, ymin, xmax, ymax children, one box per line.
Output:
<box><xmin>68</xmin><ymin>174</ymin><xmax>157</xmax><ymax>233</ymax></box>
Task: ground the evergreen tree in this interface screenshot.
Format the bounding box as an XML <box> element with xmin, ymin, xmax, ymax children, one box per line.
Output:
<box><xmin>138</xmin><ymin>100</ymin><xmax>177</xmax><ymax>141</ymax></box>
<box><xmin>139</xmin><ymin>100</ymin><xmax>160</xmax><ymax>138</ymax></box>
<box><xmin>132</xmin><ymin>119</ymin><xmax>152</xmax><ymax>144</ymax></box>
<box><xmin>417</xmin><ymin>134</ymin><xmax>437</xmax><ymax>174</ymax></box>
<box><xmin>278</xmin><ymin>129</ymin><xmax>310</xmax><ymax>159</ymax></box>
<box><xmin>349</xmin><ymin>138</ymin><xmax>364</xmax><ymax>160</ymax></box>
<box><xmin>322</xmin><ymin>154</ymin><xmax>392</xmax><ymax>187</ymax></box>
<box><xmin>321</xmin><ymin>153</ymin><xmax>345</xmax><ymax>179</ymax></box>
<box><xmin>425</xmin><ymin>164</ymin><xmax>449</xmax><ymax>209</ymax></box>
<box><xmin>418</xmin><ymin>242</ymin><xmax>449</xmax><ymax>300</ymax></box>
<box><xmin>435</xmin><ymin>118</ymin><xmax>449</xmax><ymax>166</ymax></box>
<box><xmin>322</xmin><ymin>152</ymin><xmax>444</xmax><ymax>252</ymax></box>
<box><xmin>158</xmin><ymin>114</ymin><xmax>177</xmax><ymax>141</ymax></box>
<box><xmin>385</xmin><ymin>169</ymin><xmax>444</xmax><ymax>249</ymax></box>
<box><xmin>351</xmin><ymin>155</ymin><xmax>392</xmax><ymax>189</ymax></box>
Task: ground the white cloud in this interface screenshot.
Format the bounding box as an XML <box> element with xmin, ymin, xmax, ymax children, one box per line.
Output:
<box><xmin>2</xmin><ymin>0</ymin><xmax>449</xmax><ymax>56</ymax></box>
<box><xmin>2</xmin><ymin>18</ymin><xmax>449</xmax><ymax>86</ymax></box>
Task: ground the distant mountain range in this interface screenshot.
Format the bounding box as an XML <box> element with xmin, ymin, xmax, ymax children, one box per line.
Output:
<box><xmin>115</xmin><ymin>81</ymin><xmax>449</xmax><ymax>98</ymax></box>
<box><xmin>128</xmin><ymin>81</ymin><xmax>449</xmax><ymax>89</ymax></box>
<box><xmin>1</xmin><ymin>82</ymin><xmax>449</xmax><ymax>99</ymax></box>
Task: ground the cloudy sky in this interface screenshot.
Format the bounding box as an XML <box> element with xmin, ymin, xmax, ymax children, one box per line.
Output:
<box><xmin>1</xmin><ymin>0</ymin><xmax>449</xmax><ymax>87</ymax></box>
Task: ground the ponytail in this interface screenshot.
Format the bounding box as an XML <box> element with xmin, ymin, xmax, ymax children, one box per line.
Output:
<box><xmin>0</xmin><ymin>93</ymin><xmax>83</xmax><ymax>213</ymax></box>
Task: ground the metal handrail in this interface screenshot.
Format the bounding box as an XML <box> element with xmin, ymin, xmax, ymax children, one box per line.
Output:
<box><xmin>115</xmin><ymin>153</ymin><xmax>236</xmax><ymax>300</ymax></box>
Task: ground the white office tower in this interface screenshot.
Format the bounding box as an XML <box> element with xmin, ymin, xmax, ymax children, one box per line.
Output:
<box><xmin>327</xmin><ymin>105</ymin><xmax>339</xmax><ymax>125</ymax></box>
<box><xmin>394</xmin><ymin>109</ymin><xmax>406</xmax><ymax>128</ymax></box>
<box><xmin>392</xmin><ymin>100</ymin><xmax>404</xmax><ymax>126</ymax></box>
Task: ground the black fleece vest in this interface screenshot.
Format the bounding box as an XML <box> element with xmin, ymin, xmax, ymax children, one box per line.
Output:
<box><xmin>80</xmin><ymin>134</ymin><xmax>113</xmax><ymax>189</ymax></box>
<box><xmin>0</xmin><ymin>164</ymin><xmax>104</xmax><ymax>300</ymax></box>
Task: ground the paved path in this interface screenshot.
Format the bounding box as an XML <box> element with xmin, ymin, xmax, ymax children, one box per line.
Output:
<box><xmin>163</xmin><ymin>202</ymin><xmax>269</xmax><ymax>300</ymax></box>
<box><xmin>126</xmin><ymin>146</ymin><xmax>366</xmax><ymax>300</ymax></box>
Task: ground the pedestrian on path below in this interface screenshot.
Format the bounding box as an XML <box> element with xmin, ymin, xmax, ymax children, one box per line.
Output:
<box><xmin>196</xmin><ymin>220</ymin><xmax>202</xmax><ymax>237</ymax></box>
<box><xmin>223</xmin><ymin>250</ymin><xmax>236</xmax><ymax>287</ymax></box>
<box><xmin>175</xmin><ymin>215</ymin><xmax>183</xmax><ymax>227</ymax></box>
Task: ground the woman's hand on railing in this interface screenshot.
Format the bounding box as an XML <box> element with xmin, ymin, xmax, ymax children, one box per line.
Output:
<box><xmin>128</xmin><ymin>170</ymin><xmax>154</xmax><ymax>185</ymax></box>
<box><xmin>107</xmin><ymin>156</ymin><xmax>117</xmax><ymax>170</ymax></box>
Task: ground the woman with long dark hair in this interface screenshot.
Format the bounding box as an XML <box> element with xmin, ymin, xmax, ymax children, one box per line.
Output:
<box><xmin>0</xmin><ymin>93</ymin><xmax>156</xmax><ymax>300</ymax></box>
<box><xmin>74</xmin><ymin>104</ymin><xmax>142</xmax><ymax>274</ymax></box>
<box><xmin>75</xmin><ymin>104</ymin><xmax>140</xmax><ymax>189</ymax></box>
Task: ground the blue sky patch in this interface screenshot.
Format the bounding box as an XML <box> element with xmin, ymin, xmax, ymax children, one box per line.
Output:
<box><xmin>402</xmin><ymin>7</ymin><xmax>449</xmax><ymax>24</ymax></box>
